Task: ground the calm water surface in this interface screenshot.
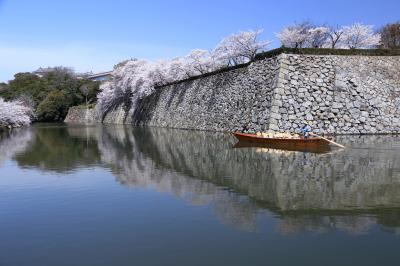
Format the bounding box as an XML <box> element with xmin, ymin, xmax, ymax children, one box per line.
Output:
<box><xmin>1</xmin><ymin>124</ymin><xmax>400</xmax><ymax>266</ymax></box>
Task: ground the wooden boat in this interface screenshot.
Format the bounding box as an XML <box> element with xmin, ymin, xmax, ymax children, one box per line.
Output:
<box><xmin>232</xmin><ymin>132</ymin><xmax>332</xmax><ymax>153</ymax></box>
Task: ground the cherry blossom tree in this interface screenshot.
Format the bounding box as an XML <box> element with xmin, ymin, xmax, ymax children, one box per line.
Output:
<box><xmin>97</xmin><ymin>59</ymin><xmax>174</xmax><ymax>115</ymax></box>
<box><xmin>97</xmin><ymin>29</ymin><xmax>272</xmax><ymax>116</ymax></box>
<box><xmin>308</xmin><ymin>26</ymin><xmax>330</xmax><ymax>48</ymax></box>
<box><xmin>341</xmin><ymin>23</ymin><xmax>381</xmax><ymax>49</ymax></box>
<box><xmin>277</xmin><ymin>22</ymin><xmax>330</xmax><ymax>48</ymax></box>
<box><xmin>278</xmin><ymin>22</ymin><xmax>381</xmax><ymax>49</ymax></box>
<box><xmin>276</xmin><ymin>22</ymin><xmax>314</xmax><ymax>48</ymax></box>
<box><xmin>95</xmin><ymin>24</ymin><xmax>384</xmax><ymax>119</ymax></box>
<box><xmin>95</xmin><ymin>30</ymin><xmax>270</xmax><ymax>117</ymax></box>
<box><xmin>148</xmin><ymin>60</ymin><xmax>171</xmax><ymax>86</ymax></box>
<box><xmin>0</xmin><ymin>98</ymin><xmax>33</xmax><ymax>128</ymax></box>
<box><xmin>167</xmin><ymin>57</ymin><xmax>191</xmax><ymax>80</ymax></box>
<box><xmin>185</xmin><ymin>49</ymin><xmax>218</xmax><ymax>75</ymax></box>
<box><xmin>96</xmin><ymin>82</ymin><xmax>119</xmax><ymax>115</ymax></box>
<box><xmin>213</xmin><ymin>29</ymin><xmax>270</xmax><ymax>66</ymax></box>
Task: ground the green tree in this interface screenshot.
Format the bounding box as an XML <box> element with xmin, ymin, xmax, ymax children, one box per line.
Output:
<box><xmin>0</xmin><ymin>73</ymin><xmax>48</xmax><ymax>106</ymax></box>
<box><xmin>36</xmin><ymin>90</ymin><xmax>70</xmax><ymax>121</ymax></box>
<box><xmin>0</xmin><ymin>68</ymin><xmax>101</xmax><ymax>122</ymax></box>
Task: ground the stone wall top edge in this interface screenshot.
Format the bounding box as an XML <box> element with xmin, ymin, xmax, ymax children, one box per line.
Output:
<box><xmin>157</xmin><ymin>56</ymin><xmax>281</xmax><ymax>89</ymax></box>
<box><xmin>281</xmin><ymin>53</ymin><xmax>400</xmax><ymax>58</ymax></box>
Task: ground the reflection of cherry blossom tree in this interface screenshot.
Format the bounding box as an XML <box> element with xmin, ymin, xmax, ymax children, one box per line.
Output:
<box><xmin>0</xmin><ymin>128</ymin><xmax>33</xmax><ymax>165</ymax></box>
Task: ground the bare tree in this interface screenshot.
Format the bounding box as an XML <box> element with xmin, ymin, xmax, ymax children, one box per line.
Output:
<box><xmin>80</xmin><ymin>84</ymin><xmax>89</xmax><ymax>106</ymax></box>
<box><xmin>327</xmin><ymin>25</ymin><xmax>344</xmax><ymax>48</ymax></box>
<box><xmin>379</xmin><ymin>22</ymin><xmax>400</xmax><ymax>49</ymax></box>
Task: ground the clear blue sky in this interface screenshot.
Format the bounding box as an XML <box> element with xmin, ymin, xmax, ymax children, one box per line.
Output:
<box><xmin>0</xmin><ymin>0</ymin><xmax>399</xmax><ymax>82</ymax></box>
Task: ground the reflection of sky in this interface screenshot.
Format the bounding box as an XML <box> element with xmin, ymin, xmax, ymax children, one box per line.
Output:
<box><xmin>3</xmin><ymin>165</ymin><xmax>398</xmax><ymax>266</ymax></box>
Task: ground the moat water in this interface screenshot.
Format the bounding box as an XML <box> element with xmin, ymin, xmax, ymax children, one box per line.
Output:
<box><xmin>1</xmin><ymin>124</ymin><xmax>400</xmax><ymax>266</ymax></box>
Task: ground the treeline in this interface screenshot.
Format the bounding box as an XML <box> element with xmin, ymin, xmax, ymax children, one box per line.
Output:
<box><xmin>276</xmin><ymin>21</ymin><xmax>400</xmax><ymax>49</ymax></box>
<box><xmin>0</xmin><ymin>67</ymin><xmax>100</xmax><ymax>124</ymax></box>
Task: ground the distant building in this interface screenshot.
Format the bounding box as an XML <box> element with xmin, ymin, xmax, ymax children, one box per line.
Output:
<box><xmin>86</xmin><ymin>71</ymin><xmax>113</xmax><ymax>82</ymax></box>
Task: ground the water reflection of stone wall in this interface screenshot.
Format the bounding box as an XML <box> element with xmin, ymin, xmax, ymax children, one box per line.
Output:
<box><xmin>128</xmin><ymin>127</ymin><xmax>400</xmax><ymax>211</ymax></box>
<box><xmin>266</xmin><ymin>138</ymin><xmax>400</xmax><ymax>211</ymax></box>
<box><xmin>96</xmin><ymin>126</ymin><xmax>259</xmax><ymax>231</ymax></box>
<box><xmin>94</xmin><ymin>126</ymin><xmax>400</xmax><ymax>233</ymax></box>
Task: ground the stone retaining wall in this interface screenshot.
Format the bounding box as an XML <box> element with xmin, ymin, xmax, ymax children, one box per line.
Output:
<box><xmin>64</xmin><ymin>106</ymin><xmax>97</xmax><ymax>124</ymax></box>
<box><xmin>66</xmin><ymin>53</ymin><xmax>400</xmax><ymax>134</ymax></box>
<box><xmin>270</xmin><ymin>54</ymin><xmax>400</xmax><ymax>134</ymax></box>
<box><xmin>132</xmin><ymin>56</ymin><xmax>281</xmax><ymax>132</ymax></box>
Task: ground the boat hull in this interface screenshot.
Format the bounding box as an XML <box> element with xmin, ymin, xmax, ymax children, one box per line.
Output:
<box><xmin>232</xmin><ymin>132</ymin><xmax>332</xmax><ymax>153</ymax></box>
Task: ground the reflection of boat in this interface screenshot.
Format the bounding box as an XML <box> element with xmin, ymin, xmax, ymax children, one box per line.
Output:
<box><xmin>233</xmin><ymin>132</ymin><xmax>332</xmax><ymax>153</ymax></box>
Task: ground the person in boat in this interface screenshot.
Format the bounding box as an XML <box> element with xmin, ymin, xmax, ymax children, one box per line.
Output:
<box><xmin>300</xmin><ymin>122</ymin><xmax>311</xmax><ymax>138</ymax></box>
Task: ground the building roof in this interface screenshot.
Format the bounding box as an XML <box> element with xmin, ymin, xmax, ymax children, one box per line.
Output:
<box><xmin>87</xmin><ymin>71</ymin><xmax>113</xmax><ymax>79</ymax></box>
